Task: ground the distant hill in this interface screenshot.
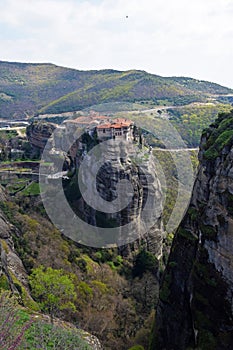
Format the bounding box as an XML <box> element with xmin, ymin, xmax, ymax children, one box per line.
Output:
<box><xmin>0</xmin><ymin>60</ymin><xmax>232</xmax><ymax>119</ymax></box>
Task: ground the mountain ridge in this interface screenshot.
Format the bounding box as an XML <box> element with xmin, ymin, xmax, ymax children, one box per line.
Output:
<box><xmin>0</xmin><ymin>60</ymin><xmax>232</xmax><ymax>119</ymax></box>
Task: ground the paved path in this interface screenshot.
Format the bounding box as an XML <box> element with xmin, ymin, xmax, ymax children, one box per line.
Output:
<box><xmin>0</xmin><ymin>126</ymin><xmax>27</xmax><ymax>131</ymax></box>
<box><xmin>0</xmin><ymin>170</ymin><xmax>47</xmax><ymax>176</ymax></box>
<box><xmin>153</xmin><ymin>147</ymin><xmax>199</xmax><ymax>152</ymax></box>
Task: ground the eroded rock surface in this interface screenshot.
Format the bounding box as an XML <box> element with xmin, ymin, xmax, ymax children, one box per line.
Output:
<box><xmin>153</xmin><ymin>111</ymin><xmax>233</xmax><ymax>349</ymax></box>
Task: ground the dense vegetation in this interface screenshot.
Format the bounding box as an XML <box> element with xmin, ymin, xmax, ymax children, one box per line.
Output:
<box><xmin>0</xmin><ymin>190</ymin><xmax>158</xmax><ymax>349</ymax></box>
<box><xmin>0</xmin><ymin>61</ymin><xmax>232</xmax><ymax>119</ymax></box>
<box><xmin>0</xmin><ymin>291</ymin><xmax>92</xmax><ymax>349</ymax></box>
<box><xmin>202</xmin><ymin>110</ymin><xmax>233</xmax><ymax>160</ymax></box>
<box><xmin>168</xmin><ymin>103</ymin><xmax>232</xmax><ymax>146</ymax></box>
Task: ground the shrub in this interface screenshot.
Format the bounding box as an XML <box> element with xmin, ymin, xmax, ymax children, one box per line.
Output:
<box><xmin>22</xmin><ymin>320</ymin><xmax>92</xmax><ymax>350</ymax></box>
<box><xmin>200</xmin><ymin>224</ymin><xmax>217</xmax><ymax>240</ymax></box>
<box><xmin>0</xmin><ymin>274</ymin><xmax>10</xmax><ymax>290</ymax></box>
<box><xmin>29</xmin><ymin>266</ymin><xmax>76</xmax><ymax>323</ymax></box>
<box><xmin>133</xmin><ymin>249</ymin><xmax>158</xmax><ymax>277</ymax></box>
<box><xmin>0</xmin><ymin>291</ymin><xmax>32</xmax><ymax>349</ymax></box>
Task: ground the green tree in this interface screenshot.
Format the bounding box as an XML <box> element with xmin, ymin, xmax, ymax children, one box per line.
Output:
<box><xmin>29</xmin><ymin>266</ymin><xmax>76</xmax><ymax>323</ymax></box>
<box><xmin>133</xmin><ymin>250</ymin><xmax>158</xmax><ymax>277</ymax></box>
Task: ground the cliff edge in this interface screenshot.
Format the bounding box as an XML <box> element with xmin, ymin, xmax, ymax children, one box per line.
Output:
<box><xmin>152</xmin><ymin>110</ymin><xmax>233</xmax><ymax>350</ymax></box>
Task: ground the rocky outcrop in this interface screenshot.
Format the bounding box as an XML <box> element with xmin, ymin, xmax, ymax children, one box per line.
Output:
<box><xmin>26</xmin><ymin>121</ymin><xmax>56</xmax><ymax>157</ymax></box>
<box><xmin>153</xmin><ymin>111</ymin><xmax>233</xmax><ymax>349</ymax></box>
<box><xmin>66</xmin><ymin>136</ymin><xmax>165</xmax><ymax>257</ymax></box>
<box><xmin>78</xmin><ymin>330</ymin><xmax>103</xmax><ymax>350</ymax></box>
<box><xmin>35</xmin><ymin>117</ymin><xmax>165</xmax><ymax>256</ymax></box>
<box><xmin>0</xmin><ymin>187</ymin><xmax>29</xmax><ymax>292</ymax></box>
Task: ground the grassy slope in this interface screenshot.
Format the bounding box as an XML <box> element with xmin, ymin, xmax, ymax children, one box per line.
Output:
<box><xmin>0</xmin><ymin>61</ymin><xmax>232</xmax><ymax>119</ymax></box>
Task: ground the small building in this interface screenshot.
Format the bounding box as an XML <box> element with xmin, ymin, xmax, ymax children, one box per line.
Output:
<box><xmin>96</xmin><ymin>118</ymin><xmax>134</xmax><ymax>142</ymax></box>
<box><xmin>64</xmin><ymin>115</ymin><xmax>109</xmax><ymax>132</ymax></box>
<box><xmin>64</xmin><ymin>114</ymin><xmax>135</xmax><ymax>142</ymax></box>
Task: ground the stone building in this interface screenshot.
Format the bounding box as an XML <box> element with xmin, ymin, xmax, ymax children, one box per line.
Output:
<box><xmin>96</xmin><ymin>118</ymin><xmax>134</xmax><ymax>142</ymax></box>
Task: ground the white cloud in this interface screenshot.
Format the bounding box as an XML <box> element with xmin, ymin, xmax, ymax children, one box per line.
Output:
<box><xmin>0</xmin><ymin>0</ymin><xmax>232</xmax><ymax>87</ymax></box>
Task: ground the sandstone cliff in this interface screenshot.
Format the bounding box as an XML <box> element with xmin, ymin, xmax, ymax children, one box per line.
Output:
<box><xmin>153</xmin><ymin>111</ymin><xmax>233</xmax><ymax>349</ymax></box>
<box><xmin>26</xmin><ymin>121</ymin><xmax>56</xmax><ymax>157</ymax></box>
<box><xmin>31</xmin><ymin>117</ymin><xmax>166</xmax><ymax>257</ymax></box>
<box><xmin>60</xmin><ymin>132</ymin><xmax>165</xmax><ymax>257</ymax></box>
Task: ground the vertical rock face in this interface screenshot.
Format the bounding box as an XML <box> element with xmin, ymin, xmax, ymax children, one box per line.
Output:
<box><xmin>0</xmin><ymin>187</ymin><xmax>29</xmax><ymax>292</ymax></box>
<box><xmin>153</xmin><ymin>111</ymin><xmax>233</xmax><ymax>350</ymax></box>
<box><xmin>26</xmin><ymin>121</ymin><xmax>56</xmax><ymax>157</ymax></box>
<box><xmin>26</xmin><ymin>120</ymin><xmax>165</xmax><ymax>256</ymax></box>
<box><xmin>71</xmin><ymin>137</ymin><xmax>165</xmax><ymax>257</ymax></box>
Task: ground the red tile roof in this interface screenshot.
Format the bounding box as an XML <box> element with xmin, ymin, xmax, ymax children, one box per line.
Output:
<box><xmin>65</xmin><ymin>115</ymin><xmax>133</xmax><ymax>130</ymax></box>
<box><xmin>97</xmin><ymin>123</ymin><xmax>112</xmax><ymax>129</ymax></box>
<box><xmin>97</xmin><ymin>118</ymin><xmax>133</xmax><ymax>130</ymax></box>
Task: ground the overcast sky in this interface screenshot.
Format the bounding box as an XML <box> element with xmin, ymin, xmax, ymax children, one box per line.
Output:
<box><xmin>0</xmin><ymin>0</ymin><xmax>232</xmax><ymax>88</ymax></box>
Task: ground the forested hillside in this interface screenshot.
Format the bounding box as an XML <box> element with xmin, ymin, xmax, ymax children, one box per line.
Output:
<box><xmin>0</xmin><ymin>61</ymin><xmax>232</xmax><ymax>119</ymax></box>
